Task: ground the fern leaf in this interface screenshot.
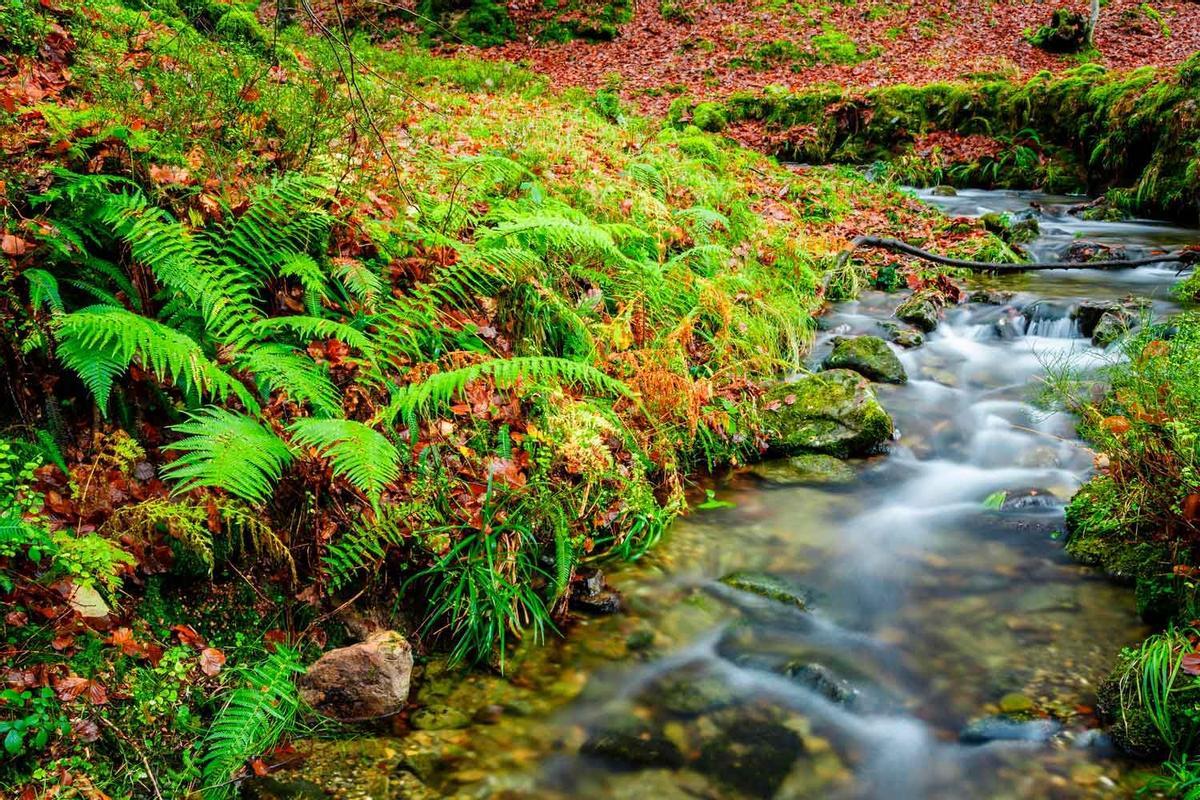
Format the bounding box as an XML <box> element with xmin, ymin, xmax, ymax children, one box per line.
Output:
<box><xmin>200</xmin><ymin>648</ymin><xmax>302</xmax><ymax>800</ymax></box>
<box><xmin>54</xmin><ymin>306</ymin><xmax>257</xmax><ymax>412</ymax></box>
<box><xmin>330</xmin><ymin>258</ymin><xmax>383</xmax><ymax>306</ymax></box>
<box><xmin>383</xmin><ymin>356</ymin><xmax>632</xmax><ymax>423</ymax></box>
<box><xmin>24</xmin><ymin>269</ymin><xmax>64</xmax><ymax>315</ymax></box>
<box><xmin>238</xmin><ymin>344</ymin><xmax>343</xmax><ymax>417</ymax></box>
<box><xmin>248</xmin><ymin>315</ymin><xmax>374</xmax><ymax>355</ymax></box>
<box><xmin>287</xmin><ymin>418</ymin><xmax>399</xmax><ymax>504</ymax></box>
<box><xmin>323</xmin><ymin>506</ymin><xmax>420</xmax><ymax>592</ymax></box>
<box><xmin>162</xmin><ymin>408</ymin><xmax>293</xmax><ymax>504</ymax></box>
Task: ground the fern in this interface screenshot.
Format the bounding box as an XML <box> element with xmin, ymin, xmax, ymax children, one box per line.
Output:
<box><xmin>217</xmin><ymin>173</ymin><xmax>333</xmax><ymax>280</ymax></box>
<box><xmin>55</xmin><ymin>306</ymin><xmax>257</xmax><ymax>412</ymax></box>
<box><xmin>162</xmin><ymin>408</ymin><xmax>293</xmax><ymax>504</ymax></box>
<box><xmin>237</xmin><ymin>344</ymin><xmax>343</xmax><ymax>417</ymax></box>
<box><xmin>248</xmin><ymin>316</ymin><xmax>374</xmax><ymax>355</ymax></box>
<box><xmin>322</xmin><ymin>505</ymin><xmax>421</xmax><ymax>592</ymax></box>
<box><xmin>200</xmin><ymin>647</ymin><xmax>303</xmax><ymax>800</ymax></box>
<box><xmin>24</xmin><ymin>269</ymin><xmax>64</xmax><ymax>315</ymax></box>
<box><xmin>287</xmin><ymin>418</ymin><xmax>400</xmax><ymax>504</ymax></box>
<box><xmin>330</xmin><ymin>258</ymin><xmax>383</xmax><ymax>306</ymax></box>
<box><xmin>383</xmin><ymin>356</ymin><xmax>632</xmax><ymax>424</ymax></box>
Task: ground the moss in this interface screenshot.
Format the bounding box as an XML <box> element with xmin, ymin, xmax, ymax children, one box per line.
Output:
<box><xmin>692</xmin><ymin>101</ymin><xmax>728</xmax><ymax>133</ymax></box>
<box><xmin>213</xmin><ymin>8</ymin><xmax>267</xmax><ymax>49</ymax></box>
<box><xmin>758</xmin><ymin>370</ymin><xmax>894</xmax><ymax>457</ymax></box>
<box><xmin>417</xmin><ymin>0</ymin><xmax>516</xmax><ymax>47</ymax></box>
<box><xmin>822</xmin><ymin>335</ymin><xmax>907</xmax><ymax>384</ymax></box>
<box><xmin>1029</xmin><ymin>9</ymin><xmax>1089</xmax><ymax>53</ymax></box>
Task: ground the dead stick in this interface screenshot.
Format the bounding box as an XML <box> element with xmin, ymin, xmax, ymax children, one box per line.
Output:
<box><xmin>835</xmin><ymin>235</ymin><xmax>1199</xmax><ymax>273</ymax></box>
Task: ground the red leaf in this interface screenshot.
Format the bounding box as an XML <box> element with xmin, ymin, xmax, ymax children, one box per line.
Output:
<box><xmin>55</xmin><ymin>675</ymin><xmax>108</xmax><ymax>705</ymax></box>
<box><xmin>1182</xmin><ymin>652</ymin><xmax>1200</xmax><ymax>676</ymax></box>
<box><xmin>1</xmin><ymin>233</ymin><xmax>30</xmax><ymax>255</ymax></box>
<box><xmin>171</xmin><ymin>624</ymin><xmax>206</xmax><ymax>649</ymax></box>
<box><xmin>199</xmin><ymin>647</ymin><xmax>226</xmax><ymax>677</ymax></box>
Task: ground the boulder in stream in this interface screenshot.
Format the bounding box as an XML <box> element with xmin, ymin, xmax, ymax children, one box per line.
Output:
<box><xmin>877</xmin><ymin>320</ymin><xmax>925</xmax><ymax>348</ymax></box>
<box><xmin>784</xmin><ymin>661</ymin><xmax>859</xmax><ymax>706</ymax></box>
<box><xmin>959</xmin><ymin>715</ymin><xmax>1062</xmax><ymax>744</ymax></box>
<box><xmin>822</xmin><ymin>335</ymin><xmax>907</xmax><ymax>384</ymax></box>
<box><xmin>298</xmin><ymin>630</ymin><xmax>413</xmax><ymax>721</ymax></box>
<box><xmin>697</xmin><ymin>714</ymin><xmax>805</xmax><ymax>796</ymax></box>
<box><xmin>759</xmin><ymin>370</ymin><xmax>894</xmax><ymax>457</ymax></box>
<box><xmin>895</xmin><ymin>290</ymin><xmax>941</xmax><ymax>332</ymax></box>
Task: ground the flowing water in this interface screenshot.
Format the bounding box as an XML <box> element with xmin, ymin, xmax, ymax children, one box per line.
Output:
<box><xmin>269</xmin><ymin>191</ymin><xmax>1199</xmax><ymax>800</ymax></box>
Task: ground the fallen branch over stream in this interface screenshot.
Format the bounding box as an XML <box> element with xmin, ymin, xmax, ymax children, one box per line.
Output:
<box><xmin>837</xmin><ymin>235</ymin><xmax>1200</xmax><ymax>273</ymax></box>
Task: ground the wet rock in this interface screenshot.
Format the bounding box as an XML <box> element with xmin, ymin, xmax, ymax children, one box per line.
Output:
<box><xmin>959</xmin><ymin>715</ymin><xmax>1062</xmax><ymax>744</ymax></box>
<box><xmin>581</xmin><ymin>718</ymin><xmax>684</xmax><ymax>769</ymax></box>
<box><xmin>298</xmin><ymin>630</ymin><xmax>413</xmax><ymax>721</ymax></box>
<box><xmin>1073</xmin><ymin>299</ymin><xmax>1128</xmax><ymax>336</ymax></box>
<box><xmin>784</xmin><ymin>661</ymin><xmax>858</xmax><ymax>706</ymax></box>
<box><xmin>759</xmin><ymin>370</ymin><xmax>894</xmax><ymax>457</ymax></box>
<box><xmin>980</xmin><ymin>212</ymin><xmax>1039</xmax><ymax>244</ymax></box>
<box><xmin>240</xmin><ymin>777</ymin><xmax>327</xmax><ymax>800</ymax></box>
<box><xmin>992</xmin><ymin>309</ymin><xmax>1024</xmax><ymax>340</ymax></box>
<box><xmin>822</xmin><ymin>335</ymin><xmax>907</xmax><ymax>384</ymax></box>
<box><xmin>997</xmin><ymin>692</ymin><xmax>1036</xmax><ymax>714</ymax></box>
<box><xmin>410</xmin><ymin>703</ymin><xmax>471</xmax><ymax>731</ymax></box>
<box><xmin>625</xmin><ymin>629</ymin><xmax>656</xmax><ymax>651</ymax></box>
<box><xmin>697</xmin><ymin>715</ymin><xmax>805</xmax><ymax>795</ymax></box>
<box><xmin>895</xmin><ymin>290</ymin><xmax>941</xmax><ymax>332</ymax></box>
<box><xmin>719</xmin><ymin>571</ymin><xmax>811</xmax><ymax>610</ymax></box>
<box><xmin>970</xmin><ymin>289</ymin><xmax>1016</xmax><ymax>305</ymax></box>
<box><xmin>998</xmin><ymin>488</ymin><xmax>1063</xmax><ymax>513</ymax></box>
<box><xmin>570</xmin><ymin>568</ymin><xmax>623</xmax><ymax>615</ymax></box>
<box><xmin>877</xmin><ymin>321</ymin><xmax>924</xmax><ymax>348</ymax></box>
<box><xmin>1031</xmin><ymin>8</ymin><xmax>1089</xmax><ymax>52</ymax></box>
<box><xmin>750</xmin><ymin>454</ymin><xmax>856</xmax><ymax>486</ymax></box>
<box><xmin>1092</xmin><ymin>311</ymin><xmax>1130</xmax><ymax>347</ymax></box>
<box><xmin>1064</xmin><ymin>241</ymin><xmax>1129</xmax><ymax>264</ymax></box>
<box><xmin>930</xmin><ymin>185</ymin><xmax>958</xmax><ymax>196</ymax></box>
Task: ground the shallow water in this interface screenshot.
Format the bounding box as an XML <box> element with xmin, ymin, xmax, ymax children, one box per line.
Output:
<box><xmin>273</xmin><ymin>191</ymin><xmax>1197</xmax><ymax>800</ymax></box>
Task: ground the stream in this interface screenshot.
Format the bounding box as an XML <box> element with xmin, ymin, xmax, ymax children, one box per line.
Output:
<box><xmin>266</xmin><ymin>190</ymin><xmax>1198</xmax><ymax>800</ymax></box>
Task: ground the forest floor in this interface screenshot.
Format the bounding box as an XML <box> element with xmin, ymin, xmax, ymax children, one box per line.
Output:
<box><xmin>478</xmin><ymin>0</ymin><xmax>1200</xmax><ymax>115</ymax></box>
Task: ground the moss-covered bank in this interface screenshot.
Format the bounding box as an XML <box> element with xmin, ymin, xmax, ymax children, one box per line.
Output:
<box><xmin>717</xmin><ymin>55</ymin><xmax>1200</xmax><ymax>222</ymax></box>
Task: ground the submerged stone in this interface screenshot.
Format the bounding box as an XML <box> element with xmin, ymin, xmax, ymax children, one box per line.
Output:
<box><xmin>653</xmin><ymin>669</ymin><xmax>737</xmax><ymax>716</ymax></box>
<box><xmin>750</xmin><ymin>454</ymin><xmax>856</xmax><ymax>486</ymax></box>
<box><xmin>822</xmin><ymin>335</ymin><xmax>907</xmax><ymax>384</ymax></box>
<box><xmin>581</xmin><ymin>718</ymin><xmax>684</xmax><ymax>769</ymax></box>
<box><xmin>959</xmin><ymin>715</ymin><xmax>1062</xmax><ymax>744</ymax></box>
<box><xmin>409</xmin><ymin>703</ymin><xmax>471</xmax><ymax>731</ymax></box>
<box><xmin>719</xmin><ymin>571</ymin><xmax>811</xmax><ymax>610</ymax></box>
<box><xmin>759</xmin><ymin>370</ymin><xmax>894</xmax><ymax>457</ymax></box>
<box><xmin>784</xmin><ymin>661</ymin><xmax>859</xmax><ymax>706</ymax></box>
<box><xmin>240</xmin><ymin>777</ymin><xmax>328</xmax><ymax>800</ymax></box>
<box><xmin>697</xmin><ymin>715</ymin><xmax>805</xmax><ymax>795</ymax></box>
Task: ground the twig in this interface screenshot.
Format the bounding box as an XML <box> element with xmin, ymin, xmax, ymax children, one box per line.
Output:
<box><xmin>96</xmin><ymin>715</ymin><xmax>164</xmax><ymax>800</ymax></box>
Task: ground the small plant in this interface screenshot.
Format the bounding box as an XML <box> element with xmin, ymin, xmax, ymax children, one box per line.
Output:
<box><xmin>213</xmin><ymin>8</ymin><xmax>269</xmax><ymax>50</ymax></box>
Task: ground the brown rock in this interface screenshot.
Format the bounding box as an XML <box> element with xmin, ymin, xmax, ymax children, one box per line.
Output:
<box><xmin>298</xmin><ymin>630</ymin><xmax>413</xmax><ymax>721</ymax></box>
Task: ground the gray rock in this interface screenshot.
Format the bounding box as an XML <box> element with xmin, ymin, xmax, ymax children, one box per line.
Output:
<box><xmin>877</xmin><ymin>321</ymin><xmax>925</xmax><ymax>348</ymax></box>
<box><xmin>784</xmin><ymin>662</ymin><xmax>858</xmax><ymax>706</ymax></box>
<box><xmin>959</xmin><ymin>715</ymin><xmax>1062</xmax><ymax>744</ymax></box>
<box><xmin>1092</xmin><ymin>311</ymin><xmax>1131</xmax><ymax>347</ymax></box>
<box><xmin>822</xmin><ymin>335</ymin><xmax>907</xmax><ymax>384</ymax></box>
<box><xmin>759</xmin><ymin>371</ymin><xmax>894</xmax><ymax>457</ymax></box>
<box><xmin>970</xmin><ymin>289</ymin><xmax>1016</xmax><ymax>305</ymax></box>
<box><xmin>298</xmin><ymin>630</ymin><xmax>413</xmax><ymax>721</ymax></box>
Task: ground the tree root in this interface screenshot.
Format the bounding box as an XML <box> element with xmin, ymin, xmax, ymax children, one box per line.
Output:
<box><xmin>835</xmin><ymin>235</ymin><xmax>1200</xmax><ymax>274</ymax></box>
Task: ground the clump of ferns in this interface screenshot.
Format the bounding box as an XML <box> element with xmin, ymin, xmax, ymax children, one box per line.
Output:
<box><xmin>104</xmin><ymin>497</ymin><xmax>296</xmax><ymax>582</ymax></box>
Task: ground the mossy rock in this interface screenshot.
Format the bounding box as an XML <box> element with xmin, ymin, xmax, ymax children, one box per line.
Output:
<box><xmin>750</xmin><ymin>454</ymin><xmax>856</xmax><ymax>486</ymax></box>
<box><xmin>1030</xmin><ymin>8</ymin><xmax>1089</xmax><ymax>53</ymax></box>
<box><xmin>580</xmin><ymin>716</ymin><xmax>684</xmax><ymax>768</ymax></box>
<box><xmin>822</xmin><ymin>335</ymin><xmax>907</xmax><ymax>384</ymax></box>
<box><xmin>930</xmin><ymin>185</ymin><xmax>957</xmax><ymax>196</ymax></box>
<box><xmin>697</xmin><ymin>715</ymin><xmax>804</xmax><ymax>795</ymax></box>
<box><xmin>214</xmin><ymin>8</ymin><xmax>268</xmax><ymax>49</ymax></box>
<box><xmin>1096</xmin><ymin>658</ymin><xmax>1170</xmax><ymax>758</ymax></box>
<box><xmin>877</xmin><ymin>321</ymin><xmax>925</xmax><ymax>348</ymax></box>
<box><xmin>692</xmin><ymin>101</ymin><xmax>728</xmax><ymax>132</ymax></box>
<box><xmin>895</xmin><ymin>291</ymin><xmax>940</xmax><ymax>333</ymax></box>
<box><xmin>758</xmin><ymin>370</ymin><xmax>894</xmax><ymax>457</ymax></box>
<box><xmin>720</xmin><ymin>571</ymin><xmax>811</xmax><ymax>609</ymax></box>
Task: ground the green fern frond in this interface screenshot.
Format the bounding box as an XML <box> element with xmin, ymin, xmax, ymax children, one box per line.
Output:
<box><xmin>323</xmin><ymin>504</ymin><xmax>423</xmax><ymax>593</ymax></box>
<box><xmin>330</xmin><ymin>258</ymin><xmax>383</xmax><ymax>306</ymax></box>
<box><xmin>24</xmin><ymin>269</ymin><xmax>64</xmax><ymax>315</ymax></box>
<box><xmin>248</xmin><ymin>316</ymin><xmax>374</xmax><ymax>355</ymax></box>
<box><xmin>625</xmin><ymin>161</ymin><xmax>667</xmax><ymax>201</ymax></box>
<box><xmin>216</xmin><ymin>173</ymin><xmax>332</xmax><ymax>279</ymax></box>
<box><xmin>55</xmin><ymin>306</ymin><xmax>256</xmax><ymax>412</ymax></box>
<box><xmin>383</xmin><ymin>356</ymin><xmax>632</xmax><ymax>423</ymax></box>
<box><xmin>287</xmin><ymin>418</ymin><xmax>400</xmax><ymax>504</ymax></box>
<box><xmin>238</xmin><ymin>344</ymin><xmax>343</xmax><ymax>417</ymax></box>
<box><xmin>162</xmin><ymin>408</ymin><xmax>293</xmax><ymax>504</ymax></box>
<box><xmin>200</xmin><ymin>647</ymin><xmax>303</xmax><ymax>800</ymax></box>
<box><xmin>477</xmin><ymin>207</ymin><xmax>630</xmax><ymax>267</ymax></box>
